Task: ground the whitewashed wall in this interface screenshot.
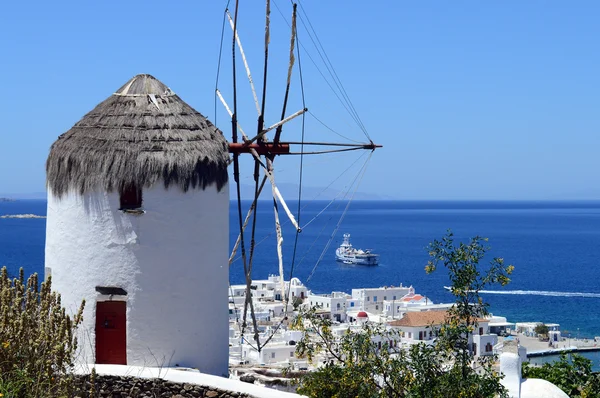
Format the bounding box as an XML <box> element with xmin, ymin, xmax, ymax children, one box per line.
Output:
<box><xmin>45</xmin><ymin>184</ymin><xmax>229</xmax><ymax>376</ymax></box>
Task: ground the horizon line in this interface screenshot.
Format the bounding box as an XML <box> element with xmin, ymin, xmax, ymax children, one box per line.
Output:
<box><xmin>3</xmin><ymin>194</ymin><xmax>600</xmax><ymax>203</ymax></box>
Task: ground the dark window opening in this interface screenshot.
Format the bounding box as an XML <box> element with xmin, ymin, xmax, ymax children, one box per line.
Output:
<box><xmin>119</xmin><ymin>184</ymin><xmax>143</xmax><ymax>211</ymax></box>
<box><xmin>95</xmin><ymin>286</ymin><xmax>128</xmax><ymax>296</ymax></box>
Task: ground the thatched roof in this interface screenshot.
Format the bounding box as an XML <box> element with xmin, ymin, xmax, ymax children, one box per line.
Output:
<box><xmin>47</xmin><ymin>74</ymin><xmax>229</xmax><ymax>197</ymax></box>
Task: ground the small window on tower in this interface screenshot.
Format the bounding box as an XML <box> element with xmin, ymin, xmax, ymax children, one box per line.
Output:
<box><xmin>119</xmin><ymin>184</ymin><xmax>143</xmax><ymax>213</ymax></box>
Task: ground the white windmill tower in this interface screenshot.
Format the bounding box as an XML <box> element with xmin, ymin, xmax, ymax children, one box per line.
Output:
<box><xmin>45</xmin><ymin>74</ymin><xmax>230</xmax><ymax>376</ymax></box>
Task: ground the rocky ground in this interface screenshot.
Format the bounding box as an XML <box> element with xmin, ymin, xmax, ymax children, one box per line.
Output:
<box><xmin>74</xmin><ymin>374</ymin><xmax>252</xmax><ymax>398</ymax></box>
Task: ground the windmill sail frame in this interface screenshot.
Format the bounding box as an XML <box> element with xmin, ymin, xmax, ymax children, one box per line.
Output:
<box><xmin>218</xmin><ymin>0</ymin><xmax>381</xmax><ymax>352</ymax></box>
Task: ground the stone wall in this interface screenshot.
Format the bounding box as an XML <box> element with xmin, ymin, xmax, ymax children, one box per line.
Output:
<box><xmin>73</xmin><ymin>374</ymin><xmax>252</xmax><ymax>398</ymax></box>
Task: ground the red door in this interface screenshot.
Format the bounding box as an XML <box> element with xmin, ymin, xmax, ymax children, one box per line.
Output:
<box><xmin>95</xmin><ymin>301</ymin><xmax>127</xmax><ymax>365</ymax></box>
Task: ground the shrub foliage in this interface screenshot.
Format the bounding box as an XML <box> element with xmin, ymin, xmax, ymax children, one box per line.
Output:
<box><xmin>0</xmin><ymin>267</ymin><xmax>85</xmax><ymax>397</ymax></box>
<box><xmin>522</xmin><ymin>353</ymin><xmax>600</xmax><ymax>398</ymax></box>
<box><xmin>294</xmin><ymin>231</ymin><xmax>513</xmax><ymax>398</ymax></box>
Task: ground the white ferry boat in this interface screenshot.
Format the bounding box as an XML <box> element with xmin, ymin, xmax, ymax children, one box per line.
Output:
<box><xmin>335</xmin><ymin>233</ymin><xmax>379</xmax><ymax>266</ymax></box>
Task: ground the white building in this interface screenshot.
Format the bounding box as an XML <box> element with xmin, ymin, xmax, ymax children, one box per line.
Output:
<box><xmin>351</xmin><ymin>284</ymin><xmax>413</xmax><ymax>313</ymax></box>
<box><xmin>388</xmin><ymin>311</ymin><xmax>497</xmax><ymax>356</ymax></box>
<box><xmin>242</xmin><ymin>342</ymin><xmax>297</xmax><ymax>365</ymax></box>
<box><xmin>45</xmin><ymin>74</ymin><xmax>230</xmax><ymax>376</ymax></box>
<box><xmin>472</xmin><ymin>324</ymin><xmax>498</xmax><ymax>357</ymax></box>
<box><xmin>230</xmin><ymin>275</ymin><xmax>308</xmax><ymax>303</ymax></box>
<box><xmin>307</xmin><ymin>291</ymin><xmax>351</xmax><ymax>322</ymax></box>
<box><xmin>548</xmin><ymin>330</ymin><xmax>562</xmax><ymax>343</ymax></box>
<box><xmin>287</xmin><ymin>277</ymin><xmax>309</xmax><ymax>300</ymax></box>
<box><xmin>488</xmin><ymin>314</ymin><xmax>515</xmax><ymax>336</ymax></box>
<box><xmin>346</xmin><ymin>297</ymin><xmax>361</xmax><ymax>310</ymax></box>
<box><xmin>229</xmin><ymin>304</ymin><xmax>273</xmax><ymax>323</ymax></box>
<box><xmin>515</xmin><ymin>322</ymin><xmax>560</xmax><ymax>337</ymax></box>
<box><xmin>240</xmin><ymin>331</ymin><xmax>303</xmax><ymax>365</ymax></box>
<box><xmin>382</xmin><ymin>293</ymin><xmax>440</xmax><ymax>318</ymax></box>
<box><xmin>387</xmin><ymin>311</ymin><xmax>445</xmax><ymax>346</ymax></box>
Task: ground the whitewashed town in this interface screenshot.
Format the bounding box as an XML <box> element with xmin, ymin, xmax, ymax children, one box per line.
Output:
<box><xmin>228</xmin><ymin>275</ymin><xmax>497</xmax><ymax>368</ymax></box>
<box><xmin>226</xmin><ymin>273</ymin><xmax>594</xmax><ymax>397</ymax></box>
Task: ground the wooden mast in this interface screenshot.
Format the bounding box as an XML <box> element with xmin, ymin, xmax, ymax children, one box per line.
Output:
<box><xmin>222</xmin><ymin>0</ymin><xmax>382</xmax><ymax>353</ymax></box>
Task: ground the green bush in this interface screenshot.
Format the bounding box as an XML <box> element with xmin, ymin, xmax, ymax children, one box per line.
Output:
<box><xmin>534</xmin><ymin>323</ymin><xmax>549</xmax><ymax>339</ymax></box>
<box><xmin>522</xmin><ymin>353</ymin><xmax>600</xmax><ymax>398</ymax></box>
<box><xmin>294</xmin><ymin>232</ymin><xmax>512</xmax><ymax>398</ymax></box>
<box><xmin>0</xmin><ymin>267</ymin><xmax>85</xmax><ymax>397</ymax></box>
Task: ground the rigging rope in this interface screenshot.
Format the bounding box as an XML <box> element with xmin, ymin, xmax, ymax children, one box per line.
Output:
<box><xmin>307</xmin><ymin>150</ymin><xmax>374</xmax><ymax>282</ymax></box>
<box><xmin>243</xmin><ymin>0</ymin><xmax>274</xmax><ymax>353</ymax></box>
<box><xmin>230</xmin><ymin>0</ymin><xmax>261</xmax><ymax>350</ymax></box>
<box><xmin>219</xmin><ymin>0</ymin><xmax>380</xmax><ymax>352</ymax></box>
<box><xmin>228</xmin><ymin>283</ymin><xmax>259</xmax><ymax>352</ymax></box>
<box><xmin>308</xmin><ymin>111</ymin><xmax>363</xmax><ymax>144</ymax></box>
<box><xmin>273</xmin><ymin>0</ymin><xmax>371</xmax><ymax>142</ymax></box>
<box><xmin>296</xmin><ymin>1</ymin><xmax>371</xmax><ymax>141</ymax></box>
<box><xmin>273</xmin><ymin>2</ymin><xmax>297</xmax><ymax>145</ymax></box>
<box><xmin>294</xmin><ymin>153</ymin><xmax>368</xmax><ymax>271</ymax></box>
<box><xmin>260</xmin><ymin>161</ymin><xmax>354</xmax><ymax>348</ymax></box>
<box><xmin>301</xmin><ymin>181</ymin><xmax>357</xmax><ymax>230</ymax></box>
<box><xmin>228</xmin><ymin>150</ymin><xmax>367</xmax><ymax>266</ymax></box>
<box><xmin>269</xmin><ymin>3</ymin><xmax>298</xmax><ymax>323</ymax></box>
<box><xmin>285</xmin><ymin>3</ymin><xmax>305</xmax><ymax>315</ymax></box>
<box><xmin>229</xmin><ymin>151</ymin><xmax>369</xmax><ymax>348</ymax></box>
<box><xmin>254</xmin><ymin>5</ymin><xmax>305</xmax><ymax>348</ymax></box>
<box><xmin>214</xmin><ymin>5</ymin><xmax>229</xmax><ymax>127</ymax></box>
<box><xmin>249</xmin><ymin>0</ymin><xmax>274</xmax><ymax>353</ymax></box>
<box><xmin>246</xmin><ymin>161</ymin><xmax>262</xmax><ymax>341</ymax></box>
<box><xmin>219</xmin><ymin>0</ymin><xmax>259</xmax><ymax>351</ymax></box>
<box><xmin>263</xmin><ymin>152</ymin><xmax>369</xmax><ymax>346</ymax></box>
<box><xmin>226</xmin><ymin>10</ymin><xmax>261</xmax><ymax>116</ymax></box>
<box><xmin>294</xmin><ymin>206</ymin><xmax>338</xmax><ymax>272</ymax></box>
<box><xmin>287</xmin><ymin>147</ymin><xmax>373</xmax><ymax>155</ymax></box>
<box><xmin>229</xmin><ymin>176</ymin><xmax>268</xmax><ymax>266</ymax></box>
<box><xmin>271</xmin><ymin>1</ymin><xmax>364</xmax><ymax>139</ymax></box>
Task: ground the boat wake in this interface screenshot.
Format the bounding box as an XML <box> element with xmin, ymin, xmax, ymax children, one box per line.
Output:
<box><xmin>478</xmin><ymin>289</ymin><xmax>600</xmax><ymax>298</ymax></box>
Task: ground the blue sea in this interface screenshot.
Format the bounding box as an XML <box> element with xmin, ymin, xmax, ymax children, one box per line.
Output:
<box><xmin>3</xmin><ymin>199</ymin><xmax>600</xmax><ymax>352</ymax></box>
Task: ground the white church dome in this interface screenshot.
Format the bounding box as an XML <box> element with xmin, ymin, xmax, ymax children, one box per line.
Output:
<box><xmin>520</xmin><ymin>378</ymin><xmax>568</xmax><ymax>398</ymax></box>
<box><xmin>290</xmin><ymin>277</ymin><xmax>302</xmax><ymax>286</ymax></box>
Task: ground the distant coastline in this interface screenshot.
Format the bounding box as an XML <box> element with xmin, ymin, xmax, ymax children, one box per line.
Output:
<box><xmin>4</xmin><ymin>197</ymin><xmax>600</xmax><ymax>206</ymax></box>
<box><xmin>0</xmin><ymin>192</ymin><xmax>46</xmax><ymax>200</ymax></box>
<box><xmin>0</xmin><ymin>214</ymin><xmax>46</xmax><ymax>219</ymax></box>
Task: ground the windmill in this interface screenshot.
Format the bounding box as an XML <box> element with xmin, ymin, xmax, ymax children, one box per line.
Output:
<box><xmin>216</xmin><ymin>1</ymin><xmax>382</xmax><ymax>353</ymax></box>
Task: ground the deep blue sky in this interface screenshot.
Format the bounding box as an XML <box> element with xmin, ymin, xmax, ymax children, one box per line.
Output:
<box><xmin>1</xmin><ymin>1</ymin><xmax>598</xmax><ymax>200</ymax></box>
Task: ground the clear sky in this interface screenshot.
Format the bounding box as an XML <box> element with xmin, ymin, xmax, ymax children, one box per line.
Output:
<box><xmin>1</xmin><ymin>1</ymin><xmax>599</xmax><ymax>200</ymax></box>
